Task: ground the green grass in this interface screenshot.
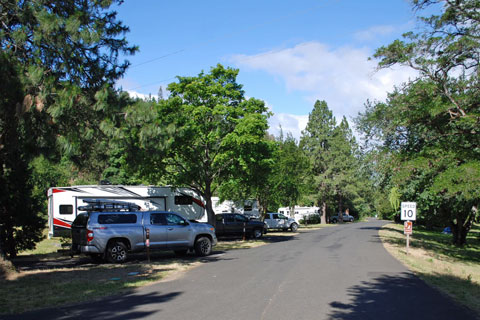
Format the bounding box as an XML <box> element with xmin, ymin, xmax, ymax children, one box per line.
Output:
<box><xmin>380</xmin><ymin>223</ymin><xmax>480</xmax><ymax>315</ymax></box>
<box><xmin>0</xmin><ymin>231</ymin><xmax>299</xmax><ymax>315</ymax></box>
<box><xmin>1</xmin><ymin>256</ymin><xmax>196</xmax><ymax>314</ymax></box>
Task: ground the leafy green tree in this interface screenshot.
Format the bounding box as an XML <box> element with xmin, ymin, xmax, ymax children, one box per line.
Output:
<box><xmin>358</xmin><ymin>79</ymin><xmax>479</xmax><ymax>244</ymax></box>
<box><xmin>125</xmin><ymin>65</ymin><xmax>270</xmax><ymax>226</ymax></box>
<box><xmin>216</xmin><ymin>133</ymin><xmax>276</xmax><ymax>219</ymax></box>
<box><xmin>360</xmin><ymin>0</ymin><xmax>480</xmax><ymax>245</ymax></box>
<box><xmin>272</xmin><ymin>133</ymin><xmax>309</xmax><ymax>217</ymax></box>
<box><xmin>0</xmin><ymin>0</ymin><xmax>136</xmax><ymax>257</ymax></box>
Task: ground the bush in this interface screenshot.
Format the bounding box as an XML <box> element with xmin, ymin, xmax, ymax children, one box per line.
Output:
<box><xmin>299</xmin><ymin>214</ymin><xmax>320</xmax><ymax>224</ymax></box>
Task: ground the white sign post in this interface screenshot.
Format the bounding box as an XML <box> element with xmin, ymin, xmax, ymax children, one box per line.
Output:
<box><xmin>401</xmin><ymin>202</ymin><xmax>416</xmax><ymax>254</ymax></box>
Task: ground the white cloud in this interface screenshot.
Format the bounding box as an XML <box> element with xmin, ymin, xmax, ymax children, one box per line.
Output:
<box><xmin>232</xmin><ymin>41</ymin><xmax>418</xmax><ymax>138</ymax></box>
<box><xmin>125</xmin><ymin>90</ymin><xmax>158</xmax><ymax>100</ymax></box>
<box><xmin>268</xmin><ymin>113</ymin><xmax>309</xmax><ymax>142</ymax></box>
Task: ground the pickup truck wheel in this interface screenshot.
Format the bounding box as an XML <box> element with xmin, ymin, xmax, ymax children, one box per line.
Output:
<box><xmin>290</xmin><ymin>223</ymin><xmax>298</xmax><ymax>232</ymax></box>
<box><xmin>332</xmin><ymin>218</ymin><xmax>338</xmax><ymax>224</ymax></box>
<box><xmin>107</xmin><ymin>241</ymin><xmax>128</xmax><ymax>263</ymax></box>
<box><xmin>253</xmin><ymin>228</ymin><xmax>263</xmax><ymax>239</ymax></box>
<box><xmin>194</xmin><ymin>237</ymin><xmax>212</xmax><ymax>256</ymax></box>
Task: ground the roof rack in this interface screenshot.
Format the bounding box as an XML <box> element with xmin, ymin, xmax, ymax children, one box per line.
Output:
<box><xmin>78</xmin><ymin>198</ymin><xmax>141</xmax><ymax>212</ymax></box>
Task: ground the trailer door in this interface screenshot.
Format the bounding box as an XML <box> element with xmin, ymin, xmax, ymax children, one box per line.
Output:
<box><xmin>51</xmin><ymin>189</ymin><xmax>77</xmax><ymax>237</ymax></box>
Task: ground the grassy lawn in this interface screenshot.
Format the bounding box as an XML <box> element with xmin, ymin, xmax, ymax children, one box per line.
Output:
<box><xmin>379</xmin><ymin>222</ymin><xmax>480</xmax><ymax>315</ymax></box>
<box><xmin>0</xmin><ymin>231</ymin><xmax>300</xmax><ymax>315</ymax></box>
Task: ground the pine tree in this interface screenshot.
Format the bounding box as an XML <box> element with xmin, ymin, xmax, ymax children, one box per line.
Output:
<box><xmin>300</xmin><ymin>100</ymin><xmax>337</xmax><ymax>224</ymax></box>
<box><xmin>0</xmin><ymin>0</ymin><xmax>136</xmax><ymax>257</ymax></box>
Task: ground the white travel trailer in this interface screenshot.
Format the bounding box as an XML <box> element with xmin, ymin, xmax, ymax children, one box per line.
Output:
<box><xmin>278</xmin><ymin>206</ymin><xmax>320</xmax><ymax>222</ymax></box>
<box><xmin>212</xmin><ymin>197</ymin><xmax>260</xmax><ymax>218</ymax></box>
<box><xmin>47</xmin><ymin>185</ymin><xmax>206</xmax><ymax>237</ymax></box>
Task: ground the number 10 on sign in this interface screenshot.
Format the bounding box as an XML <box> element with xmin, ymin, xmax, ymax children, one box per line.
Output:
<box><xmin>401</xmin><ymin>202</ymin><xmax>417</xmax><ymax>221</ymax></box>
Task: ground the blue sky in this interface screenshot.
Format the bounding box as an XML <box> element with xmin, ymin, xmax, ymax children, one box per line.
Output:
<box><xmin>114</xmin><ymin>0</ymin><xmax>421</xmax><ymax>140</ymax></box>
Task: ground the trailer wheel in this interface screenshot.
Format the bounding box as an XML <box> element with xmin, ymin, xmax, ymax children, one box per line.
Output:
<box><xmin>107</xmin><ymin>241</ymin><xmax>128</xmax><ymax>263</ymax></box>
<box><xmin>194</xmin><ymin>237</ymin><xmax>212</xmax><ymax>256</ymax></box>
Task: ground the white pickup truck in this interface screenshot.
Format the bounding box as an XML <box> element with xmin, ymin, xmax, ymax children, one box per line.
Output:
<box><xmin>264</xmin><ymin>213</ymin><xmax>299</xmax><ymax>232</ymax></box>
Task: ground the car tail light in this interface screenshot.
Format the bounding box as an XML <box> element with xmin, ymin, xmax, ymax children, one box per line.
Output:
<box><xmin>87</xmin><ymin>229</ymin><xmax>94</xmax><ymax>242</ymax></box>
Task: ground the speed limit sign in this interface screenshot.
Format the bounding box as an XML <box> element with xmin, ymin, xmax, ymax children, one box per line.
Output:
<box><xmin>401</xmin><ymin>202</ymin><xmax>416</xmax><ymax>221</ymax></box>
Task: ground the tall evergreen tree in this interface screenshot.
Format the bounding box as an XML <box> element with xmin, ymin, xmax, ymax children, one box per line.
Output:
<box><xmin>0</xmin><ymin>0</ymin><xmax>136</xmax><ymax>257</ymax></box>
<box><xmin>328</xmin><ymin>117</ymin><xmax>359</xmax><ymax>220</ymax></box>
<box><xmin>300</xmin><ymin>100</ymin><xmax>337</xmax><ymax>224</ymax></box>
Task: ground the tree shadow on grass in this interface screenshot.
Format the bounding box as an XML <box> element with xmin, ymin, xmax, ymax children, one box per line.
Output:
<box><xmin>1</xmin><ymin>250</ymin><xmax>236</xmax><ymax>316</ymax></box>
<box><xmin>381</xmin><ymin>226</ymin><xmax>480</xmax><ymax>264</ymax></box>
<box><xmin>329</xmin><ymin>272</ymin><xmax>478</xmax><ymax>320</ymax></box>
<box><xmin>1</xmin><ymin>289</ymin><xmax>182</xmax><ymax>320</ymax></box>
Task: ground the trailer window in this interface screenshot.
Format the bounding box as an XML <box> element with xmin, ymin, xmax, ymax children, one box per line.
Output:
<box><xmin>98</xmin><ymin>214</ymin><xmax>137</xmax><ymax>224</ymax></box>
<box><xmin>174</xmin><ymin>195</ymin><xmax>192</xmax><ymax>205</ymax></box>
<box><xmin>59</xmin><ymin>205</ymin><xmax>73</xmax><ymax>215</ymax></box>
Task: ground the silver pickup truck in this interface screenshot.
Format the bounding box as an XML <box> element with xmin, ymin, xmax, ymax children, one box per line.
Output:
<box><xmin>71</xmin><ymin>210</ymin><xmax>217</xmax><ymax>263</ymax></box>
<box><xmin>264</xmin><ymin>212</ymin><xmax>299</xmax><ymax>232</ymax></box>
<box><xmin>330</xmin><ymin>213</ymin><xmax>354</xmax><ymax>223</ymax></box>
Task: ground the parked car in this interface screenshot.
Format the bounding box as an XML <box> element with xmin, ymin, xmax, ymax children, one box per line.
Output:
<box><xmin>330</xmin><ymin>213</ymin><xmax>354</xmax><ymax>223</ymax></box>
<box><xmin>215</xmin><ymin>213</ymin><xmax>266</xmax><ymax>239</ymax></box>
<box><xmin>71</xmin><ymin>210</ymin><xmax>217</xmax><ymax>263</ymax></box>
<box><xmin>264</xmin><ymin>212</ymin><xmax>299</xmax><ymax>232</ymax></box>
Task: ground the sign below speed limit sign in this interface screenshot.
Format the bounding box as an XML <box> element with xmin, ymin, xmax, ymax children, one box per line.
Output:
<box><xmin>401</xmin><ymin>202</ymin><xmax>417</xmax><ymax>221</ymax></box>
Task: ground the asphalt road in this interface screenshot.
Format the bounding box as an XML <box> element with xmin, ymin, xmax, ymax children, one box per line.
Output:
<box><xmin>4</xmin><ymin>219</ymin><xmax>478</xmax><ymax>320</ymax></box>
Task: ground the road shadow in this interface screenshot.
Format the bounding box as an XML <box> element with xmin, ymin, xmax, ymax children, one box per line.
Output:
<box><xmin>328</xmin><ymin>272</ymin><xmax>479</xmax><ymax>320</ymax></box>
<box><xmin>263</xmin><ymin>234</ymin><xmax>297</xmax><ymax>243</ymax></box>
<box><xmin>1</xmin><ymin>290</ymin><xmax>182</xmax><ymax>320</ymax></box>
<box><xmin>359</xmin><ymin>226</ymin><xmax>382</xmax><ymax>231</ymax></box>
<box><xmin>216</xmin><ymin>234</ymin><xmax>297</xmax><ymax>243</ymax></box>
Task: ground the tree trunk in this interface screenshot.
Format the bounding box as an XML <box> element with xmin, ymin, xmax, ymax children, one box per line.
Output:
<box><xmin>320</xmin><ymin>202</ymin><xmax>327</xmax><ymax>224</ymax></box>
<box><xmin>338</xmin><ymin>193</ymin><xmax>343</xmax><ymax>222</ymax></box>
<box><xmin>450</xmin><ymin>212</ymin><xmax>474</xmax><ymax>246</ymax></box>
<box><xmin>258</xmin><ymin>196</ymin><xmax>268</xmax><ymax>221</ymax></box>
<box><xmin>204</xmin><ymin>183</ymin><xmax>216</xmax><ymax>227</ymax></box>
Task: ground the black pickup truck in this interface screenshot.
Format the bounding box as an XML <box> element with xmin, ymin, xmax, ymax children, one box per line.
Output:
<box><xmin>215</xmin><ymin>213</ymin><xmax>266</xmax><ymax>239</ymax></box>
